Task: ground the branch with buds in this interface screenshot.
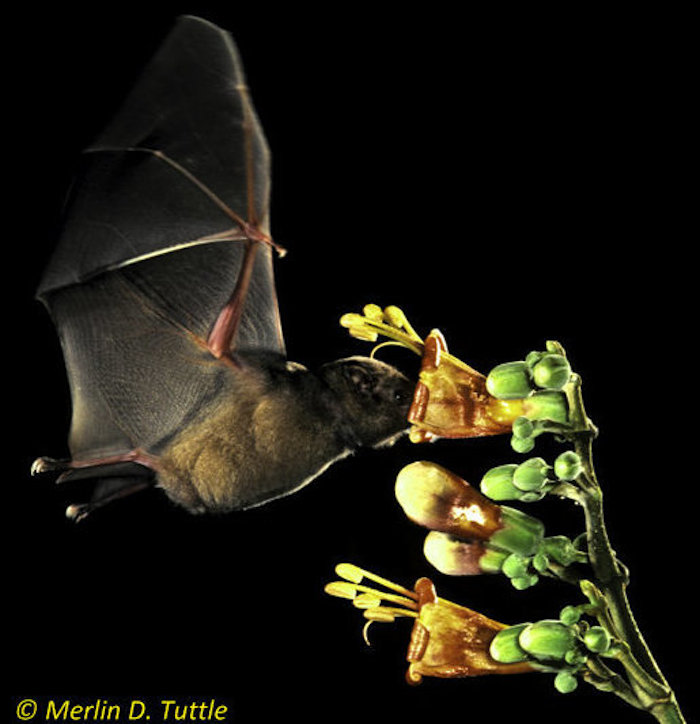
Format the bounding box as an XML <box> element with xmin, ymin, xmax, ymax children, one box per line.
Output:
<box><xmin>325</xmin><ymin>305</ymin><xmax>685</xmax><ymax>723</ymax></box>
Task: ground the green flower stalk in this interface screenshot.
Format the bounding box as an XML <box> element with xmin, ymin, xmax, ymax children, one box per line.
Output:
<box><xmin>486</xmin><ymin>343</ymin><xmax>687</xmax><ymax>722</ymax></box>
<box><xmin>336</xmin><ymin>309</ymin><xmax>685</xmax><ymax>722</ymax></box>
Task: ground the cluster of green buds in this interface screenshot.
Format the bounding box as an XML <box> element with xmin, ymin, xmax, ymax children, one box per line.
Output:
<box><xmin>328</xmin><ymin>317</ymin><xmax>686</xmax><ymax>724</ymax></box>
<box><xmin>481</xmin><ymin>451</ymin><xmax>584</xmax><ymax>502</ymax></box>
<box><xmin>490</xmin><ymin>591</ymin><xmax>616</xmax><ymax>694</ymax></box>
<box><xmin>486</xmin><ymin>342</ymin><xmax>573</xmax><ymax>452</ymax></box>
<box><xmin>395</xmin><ymin>461</ymin><xmax>585</xmax><ymax>589</ymax></box>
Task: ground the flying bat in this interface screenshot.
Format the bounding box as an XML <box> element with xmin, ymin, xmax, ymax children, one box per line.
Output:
<box><xmin>32</xmin><ymin>15</ymin><xmax>412</xmax><ymax>521</ymax></box>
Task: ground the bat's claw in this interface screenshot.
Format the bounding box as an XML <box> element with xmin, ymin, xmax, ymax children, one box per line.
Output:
<box><xmin>31</xmin><ymin>456</ymin><xmax>67</xmax><ymax>476</ymax></box>
<box><xmin>65</xmin><ymin>503</ymin><xmax>91</xmax><ymax>523</ymax></box>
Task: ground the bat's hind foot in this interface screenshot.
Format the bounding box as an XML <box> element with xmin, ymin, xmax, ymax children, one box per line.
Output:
<box><xmin>31</xmin><ymin>456</ymin><xmax>69</xmax><ymax>476</ymax></box>
<box><xmin>65</xmin><ymin>477</ymin><xmax>154</xmax><ymax>523</ymax></box>
<box><xmin>65</xmin><ymin>503</ymin><xmax>92</xmax><ymax>523</ymax></box>
<box><xmin>31</xmin><ymin>449</ymin><xmax>160</xmax><ymax>479</ymax></box>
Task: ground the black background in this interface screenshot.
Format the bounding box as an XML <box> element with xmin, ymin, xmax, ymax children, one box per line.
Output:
<box><xmin>6</xmin><ymin>4</ymin><xmax>694</xmax><ymax>723</ymax></box>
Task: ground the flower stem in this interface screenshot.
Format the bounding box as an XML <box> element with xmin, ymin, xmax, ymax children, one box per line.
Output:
<box><xmin>563</xmin><ymin>374</ymin><xmax>685</xmax><ymax>723</ymax></box>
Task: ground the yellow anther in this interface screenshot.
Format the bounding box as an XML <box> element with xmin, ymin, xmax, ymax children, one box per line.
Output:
<box><xmin>353</xmin><ymin>594</ymin><xmax>383</xmax><ymax>609</ymax></box>
<box><xmin>349</xmin><ymin>328</ymin><xmax>379</xmax><ymax>342</ymax></box>
<box><xmin>384</xmin><ymin>305</ymin><xmax>407</xmax><ymax>328</ymax></box>
<box><xmin>362</xmin><ymin>303</ymin><xmax>384</xmax><ymax>322</ymax></box>
<box><xmin>324</xmin><ymin>581</ymin><xmax>358</xmax><ymax>600</ymax></box>
<box><xmin>335</xmin><ymin>563</ymin><xmax>364</xmax><ymax>584</ymax></box>
<box><xmin>363</xmin><ymin>608</ymin><xmax>397</xmax><ymax>622</ymax></box>
<box><xmin>339</xmin><ymin>313</ymin><xmax>365</xmax><ymax>328</ymax></box>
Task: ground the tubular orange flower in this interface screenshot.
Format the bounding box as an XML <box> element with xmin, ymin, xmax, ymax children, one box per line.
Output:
<box><xmin>406</xmin><ymin>576</ymin><xmax>534</xmax><ymax>683</ymax></box>
<box><xmin>339</xmin><ymin>305</ymin><xmax>569</xmax><ymax>442</ymax></box>
<box><xmin>324</xmin><ymin>563</ymin><xmax>534</xmax><ymax>685</ymax></box>
<box><xmin>408</xmin><ymin>330</ymin><xmax>526</xmax><ymax>442</ymax></box>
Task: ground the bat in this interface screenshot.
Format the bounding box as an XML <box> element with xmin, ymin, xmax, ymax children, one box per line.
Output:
<box><xmin>32</xmin><ymin>15</ymin><xmax>413</xmax><ymax>521</ymax></box>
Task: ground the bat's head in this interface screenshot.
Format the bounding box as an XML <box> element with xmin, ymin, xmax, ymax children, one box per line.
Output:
<box><xmin>318</xmin><ymin>356</ymin><xmax>414</xmax><ymax>449</ymax></box>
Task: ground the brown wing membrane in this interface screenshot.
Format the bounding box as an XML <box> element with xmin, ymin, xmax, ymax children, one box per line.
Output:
<box><xmin>35</xmin><ymin>17</ymin><xmax>286</xmax><ymax>497</ymax></box>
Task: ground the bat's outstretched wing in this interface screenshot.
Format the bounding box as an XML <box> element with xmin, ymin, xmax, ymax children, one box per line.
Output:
<box><xmin>37</xmin><ymin>16</ymin><xmax>285</xmax><ymax>469</ymax></box>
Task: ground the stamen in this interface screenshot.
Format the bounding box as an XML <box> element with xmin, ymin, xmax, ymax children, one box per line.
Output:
<box><xmin>324</xmin><ymin>582</ymin><xmax>358</xmax><ymax>600</ymax></box>
<box><xmin>340</xmin><ymin>305</ymin><xmax>482</xmax><ymax>375</ymax></box>
<box><xmin>327</xmin><ymin>565</ymin><xmax>423</xmax><ymax>649</ymax></box>
<box><xmin>334</xmin><ymin>563</ymin><xmax>419</xmax><ymax>600</ymax></box>
<box><xmin>362</xmin><ymin>303</ymin><xmax>385</xmax><ymax>322</ymax></box>
<box><xmin>353</xmin><ymin>594</ymin><xmax>383</xmax><ymax>609</ymax></box>
<box><xmin>349</xmin><ymin>328</ymin><xmax>379</xmax><ymax>342</ymax></box>
<box><xmin>327</xmin><ymin>579</ymin><xmax>419</xmax><ymax>610</ymax></box>
<box><xmin>369</xmin><ymin>341</ymin><xmax>405</xmax><ymax>359</ymax></box>
<box><xmin>384</xmin><ymin>306</ymin><xmax>422</xmax><ymax>342</ymax></box>
<box><xmin>364</xmin><ymin>607</ymin><xmax>418</xmax><ymax>620</ymax></box>
<box><xmin>363</xmin><ymin>608</ymin><xmax>397</xmax><ymax>622</ymax></box>
<box><xmin>352</xmin><ymin>585</ymin><xmax>419</xmax><ymax>610</ymax></box>
<box><xmin>362</xmin><ymin>621</ymin><xmax>375</xmax><ymax>646</ymax></box>
<box><xmin>335</xmin><ymin>563</ymin><xmax>364</xmax><ymax>583</ymax></box>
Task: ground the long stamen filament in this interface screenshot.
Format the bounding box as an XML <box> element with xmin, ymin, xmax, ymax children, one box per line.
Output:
<box><xmin>335</xmin><ymin>563</ymin><xmax>419</xmax><ymax>600</ymax></box>
<box><xmin>369</xmin><ymin>341</ymin><xmax>408</xmax><ymax>359</ymax></box>
<box><xmin>339</xmin><ymin>583</ymin><xmax>419</xmax><ymax>610</ymax></box>
<box><xmin>363</xmin><ymin>606</ymin><xmax>418</xmax><ymax>620</ymax></box>
<box><xmin>340</xmin><ymin>307</ymin><xmax>481</xmax><ymax>375</ymax></box>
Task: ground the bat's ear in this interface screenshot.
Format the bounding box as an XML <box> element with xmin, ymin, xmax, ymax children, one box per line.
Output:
<box><xmin>341</xmin><ymin>361</ymin><xmax>375</xmax><ymax>395</ymax></box>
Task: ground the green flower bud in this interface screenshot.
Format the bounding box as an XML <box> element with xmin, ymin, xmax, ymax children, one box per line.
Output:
<box><xmin>490</xmin><ymin>507</ymin><xmax>545</xmax><ymax>557</ymax></box>
<box><xmin>523</xmin><ymin>390</ymin><xmax>569</xmax><ymax>424</ymax></box>
<box><xmin>489</xmin><ymin>623</ymin><xmax>531</xmax><ymax>664</ymax></box>
<box><xmin>532</xmin><ymin>551</ymin><xmax>550</xmax><ymax>573</ymax></box>
<box><xmin>486</xmin><ymin>361</ymin><xmax>533</xmax><ymax>400</ymax></box>
<box><xmin>478</xmin><ymin>547</ymin><xmax>510</xmax><ymax>574</ymax></box>
<box><xmin>564</xmin><ymin>649</ymin><xmax>587</xmax><ymax>666</ymax></box>
<box><xmin>511</xmin><ymin>573</ymin><xmax>539</xmax><ymax>589</ymax></box>
<box><xmin>519</xmin><ymin>620</ymin><xmax>576</xmax><ymax>661</ymax></box>
<box><xmin>543</xmin><ymin>536</ymin><xmax>580</xmax><ymax>567</ymax></box>
<box><xmin>546</xmin><ymin>340</ymin><xmax>564</xmax><ymax>354</ymax></box>
<box><xmin>554</xmin><ymin>670</ymin><xmax>579</xmax><ymax>694</ymax></box>
<box><xmin>532</xmin><ymin>354</ymin><xmax>572</xmax><ymax>390</ymax></box>
<box><xmin>519</xmin><ymin>491</ymin><xmax>546</xmax><ymax>503</ymax></box>
<box><xmin>512</xmin><ymin>416</ymin><xmax>535</xmax><ymax>439</ymax></box>
<box><xmin>502</xmin><ymin>553</ymin><xmax>529</xmax><ymax>579</ymax></box>
<box><xmin>480</xmin><ymin>464</ymin><xmax>519</xmax><ymax>501</ymax></box>
<box><xmin>583</xmin><ymin>626</ymin><xmax>612</xmax><ymax>653</ymax></box>
<box><xmin>511</xmin><ymin>435</ymin><xmax>536</xmax><ymax>454</ymax></box>
<box><xmin>513</xmin><ymin>457</ymin><xmax>549</xmax><ymax>492</ymax></box>
<box><xmin>559</xmin><ymin>605</ymin><xmax>581</xmax><ymax>625</ymax></box>
<box><xmin>554</xmin><ymin>451</ymin><xmax>583</xmax><ymax>481</ymax></box>
<box><xmin>525</xmin><ymin>350</ymin><xmax>545</xmax><ymax>369</ymax></box>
